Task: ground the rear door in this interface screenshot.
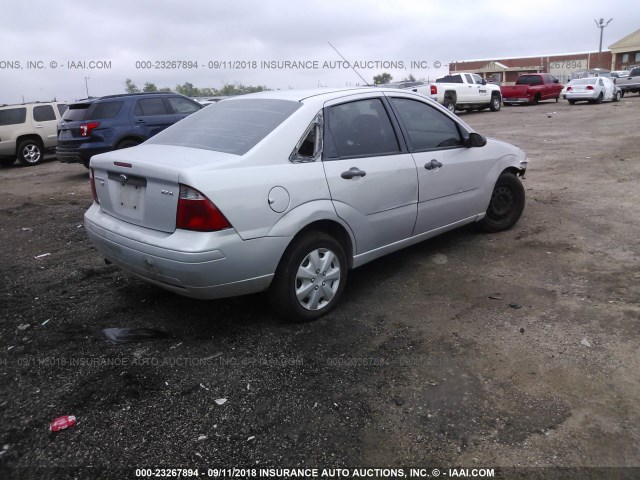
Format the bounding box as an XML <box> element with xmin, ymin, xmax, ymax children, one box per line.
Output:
<box><xmin>322</xmin><ymin>94</ymin><xmax>418</xmax><ymax>255</ymax></box>
<box><xmin>132</xmin><ymin>97</ymin><xmax>176</xmax><ymax>139</ymax></box>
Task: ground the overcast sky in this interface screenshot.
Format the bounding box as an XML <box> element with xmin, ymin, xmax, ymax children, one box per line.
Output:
<box><xmin>0</xmin><ymin>0</ymin><xmax>637</xmax><ymax>104</ymax></box>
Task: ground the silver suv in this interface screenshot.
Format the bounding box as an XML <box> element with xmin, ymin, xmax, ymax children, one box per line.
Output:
<box><xmin>0</xmin><ymin>102</ymin><xmax>68</xmax><ymax>166</ymax></box>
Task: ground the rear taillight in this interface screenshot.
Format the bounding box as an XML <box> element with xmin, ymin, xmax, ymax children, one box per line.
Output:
<box><xmin>430</xmin><ymin>85</ymin><xmax>437</xmax><ymax>95</ymax></box>
<box><xmin>89</xmin><ymin>168</ymin><xmax>99</xmax><ymax>204</ymax></box>
<box><xmin>176</xmin><ymin>185</ymin><xmax>232</xmax><ymax>232</ymax></box>
<box><xmin>586</xmin><ymin>86</ymin><xmax>594</xmax><ymax>90</ymax></box>
<box><xmin>80</xmin><ymin>121</ymin><xmax>100</xmax><ymax>137</ymax></box>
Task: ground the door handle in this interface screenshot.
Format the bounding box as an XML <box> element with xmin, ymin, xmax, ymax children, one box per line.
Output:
<box><xmin>136</xmin><ymin>119</ymin><xmax>146</xmax><ymax>123</ymax></box>
<box><xmin>35</xmin><ymin>125</ymin><xmax>43</xmax><ymax>128</ymax></box>
<box><xmin>424</xmin><ymin>160</ymin><xmax>443</xmax><ymax>170</ymax></box>
<box><xmin>341</xmin><ymin>167</ymin><xmax>367</xmax><ymax>179</ymax></box>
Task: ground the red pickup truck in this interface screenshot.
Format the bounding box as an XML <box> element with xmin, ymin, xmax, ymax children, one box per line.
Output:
<box><xmin>501</xmin><ymin>73</ymin><xmax>563</xmax><ymax>105</ymax></box>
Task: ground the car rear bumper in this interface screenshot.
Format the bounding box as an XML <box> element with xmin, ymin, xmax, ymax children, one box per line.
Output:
<box><xmin>84</xmin><ymin>203</ymin><xmax>290</xmax><ymax>299</ymax></box>
<box><xmin>56</xmin><ymin>143</ymin><xmax>112</xmax><ymax>164</ymax></box>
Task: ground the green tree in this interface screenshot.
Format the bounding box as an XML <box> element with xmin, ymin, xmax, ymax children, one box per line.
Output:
<box><xmin>175</xmin><ymin>82</ymin><xmax>199</xmax><ymax>97</ymax></box>
<box><xmin>142</xmin><ymin>82</ymin><xmax>158</xmax><ymax>93</ymax></box>
<box><xmin>373</xmin><ymin>72</ymin><xmax>393</xmax><ymax>84</ymax></box>
<box><xmin>124</xmin><ymin>78</ymin><xmax>140</xmax><ymax>93</ymax></box>
<box><xmin>402</xmin><ymin>74</ymin><xmax>416</xmax><ymax>82</ymax></box>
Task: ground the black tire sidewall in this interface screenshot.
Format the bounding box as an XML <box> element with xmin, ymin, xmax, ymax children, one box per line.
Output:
<box><xmin>479</xmin><ymin>173</ymin><xmax>525</xmax><ymax>232</ymax></box>
<box><xmin>269</xmin><ymin>231</ymin><xmax>347</xmax><ymax>322</ymax></box>
<box><xmin>17</xmin><ymin>140</ymin><xmax>43</xmax><ymax>166</ymax></box>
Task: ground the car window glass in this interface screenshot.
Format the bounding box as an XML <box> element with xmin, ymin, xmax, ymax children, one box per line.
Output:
<box><xmin>167</xmin><ymin>97</ymin><xmax>201</xmax><ymax>114</ymax></box>
<box><xmin>33</xmin><ymin>105</ymin><xmax>56</xmax><ymax>122</ymax></box>
<box><xmin>91</xmin><ymin>101</ymin><xmax>123</xmax><ymax>119</ymax></box>
<box><xmin>599</xmin><ymin>79</ymin><xmax>604</xmax><ymax>86</ymax></box>
<box><xmin>471</xmin><ymin>74</ymin><xmax>483</xmax><ymax>84</ymax></box>
<box><xmin>62</xmin><ymin>104</ymin><xmax>91</xmax><ymax>121</ymax></box>
<box><xmin>327</xmin><ymin>98</ymin><xmax>399</xmax><ymax>158</ymax></box>
<box><xmin>390</xmin><ymin>97</ymin><xmax>463</xmax><ymax>150</ymax></box>
<box><xmin>135</xmin><ymin>98</ymin><xmax>169</xmax><ymax>116</ymax></box>
<box><xmin>147</xmin><ymin>98</ymin><xmax>301</xmax><ymax>156</ymax></box>
<box><xmin>57</xmin><ymin>104</ymin><xmax>68</xmax><ymax>116</ymax></box>
<box><xmin>297</xmin><ymin>125</ymin><xmax>319</xmax><ymax>158</ymax></box>
<box><xmin>0</xmin><ymin>107</ymin><xmax>27</xmax><ymax>126</ymax></box>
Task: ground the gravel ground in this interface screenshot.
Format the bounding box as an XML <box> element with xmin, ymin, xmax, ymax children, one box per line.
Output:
<box><xmin>0</xmin><ymin>95</ymin><xmax>639</xmax><ymax>480</ymax></box>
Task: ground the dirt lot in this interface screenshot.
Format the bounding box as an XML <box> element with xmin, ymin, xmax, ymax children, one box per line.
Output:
<box><xmin>1</xmin><ymin>96</ymin><xmax>639</xmax><ymax>479</ymax></box>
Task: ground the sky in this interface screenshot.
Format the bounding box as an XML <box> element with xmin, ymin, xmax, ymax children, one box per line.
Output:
<box><xmin>0</xmin><ymin>0</ymin><xmax>638</xmax><ymax>105</ymax></box>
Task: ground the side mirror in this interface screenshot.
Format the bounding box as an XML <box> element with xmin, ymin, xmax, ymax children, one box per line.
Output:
<box><xmin>466</xmin><ymin>132</ymin><xmax>487</xmax><ymax>148</ymax></box>
<box><xmin>481</xmin><ymin>79</ymin><xmax>487</xmax><ymax>85</ymax></box>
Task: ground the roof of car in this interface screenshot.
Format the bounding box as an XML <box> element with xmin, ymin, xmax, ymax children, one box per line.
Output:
<box><xmin>224</xmin><ymin>87</ymin><xmax>415</xmax><ymax>103</ymax></box>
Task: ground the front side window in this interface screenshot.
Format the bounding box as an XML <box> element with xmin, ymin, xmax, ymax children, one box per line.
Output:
<box><xmin>167</xmin><ymin>97</ymin><xmax>201</xmax><ymax>114</ymax></box>
<box><xmin>33</xmin><ymin>105</ymin><xmax>56</xmax><ymax>122</ymax></box>
<box><xmin>390</xmin><ymin>97</ymin><xmax>463</xmax><ymax>151</ymax></box>
<box><xmin>326</xmin><ymin>98</ymin><xmax>399</xmax><ymax>158</ymax></box>
<box><xmin>0</xmin><ymin>107</ymin><xmax>26</xmax><ymax>126</ymax></box>
<box><xmin>471</xmin><ymin>74</ymin><xmax>484</xmax><ymax>84</ymax></box>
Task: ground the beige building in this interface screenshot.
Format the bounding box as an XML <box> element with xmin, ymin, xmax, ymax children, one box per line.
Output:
<box><xmin>609</xmin><ymin>28</ymin><xmax>640</xmax><ymax>70</ymax></box>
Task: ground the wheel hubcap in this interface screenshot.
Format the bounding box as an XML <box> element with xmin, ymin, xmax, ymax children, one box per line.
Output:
<box><xmin>487</xmin><ymin>185</ymin><xmax>515</xmax><ymax>221</ymax></box>
<box><xmin>295</xmin><ymin>248</ymin><xmax>341</xmax><ymax>311</ymax></box>
<box><xmin>23</xmin><ymin>145</ymin><xmax>41</xmax><ymax>163</ymax></box>
<box><xmin>447</xmin><ymin>103</ymin><xmax>455</xmax><ymax>112</ymax></box>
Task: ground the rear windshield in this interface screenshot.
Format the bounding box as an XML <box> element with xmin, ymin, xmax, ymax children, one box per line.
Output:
<box><xmin>570</xmin><ymin>78</ymin><xmax>597</xmax><ymax>85</ymax></box>
<box><xmin>147</xmin><ymin>99</ymin><xmax>302</xmax><ymax>155</ymax></box>
<box><xmin>62</xmin><ymin>103</ymin><xmax>92</xmax><ymax>121</ymax></box>
<box><xmin>516</xmin><ymin>75</ymin><xmax>542</xmax><ymax>86</ymax></box>
<box><xmin>0</xmin><ymin>107</ymin><xmax>27</xmax><ymax>126</ymax></box>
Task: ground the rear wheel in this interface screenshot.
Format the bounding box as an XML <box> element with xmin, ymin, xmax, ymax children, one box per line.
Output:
<box><xmin>269</xmin><ymin>231</ymin><xmax>347</xmax><ymax>322</ymax></box>
<box><xmin>478</xmin><ymin>172</ymin><xmax>525</xmax><ymax>233</ymax></box>
<box><xmin>489</xmin><ymin>94</ymin><xmax>501</xmax><ymax>112</ymax></box>
<box><xmin>532</xmin><ymin>94</ymin><xmax>540</xmax><ymax>105</ymax></box>
<box><xmin>568</xmin><ymin>100</ymin><xmax>576</xmax><ymax>105</ymax></box>
<box><xmin>443</xmin><ymin>99</ymin><xmax>456</xmax><ymax>113</ymax></box>
<box><xmin>17</xmin><ymin>139</ymin><xmax>44</xmax><ymax>166</ymax></box>
<box><xmin>595</xmin><ymin>92</ymin><xmax>603</xmax><ymax>104</ymax></box>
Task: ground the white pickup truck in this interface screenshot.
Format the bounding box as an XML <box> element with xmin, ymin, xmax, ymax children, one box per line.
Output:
<box><xmin>411</xmin><ymin>73</ymin><xmax>502</xmax><ymax>113</ymax></box>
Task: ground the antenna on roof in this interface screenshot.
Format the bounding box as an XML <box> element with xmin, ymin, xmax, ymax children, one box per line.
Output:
<box><xmin>328</xmin><ymin>42</ymin><xmax>369</xmax><ymax>86</ymax></box>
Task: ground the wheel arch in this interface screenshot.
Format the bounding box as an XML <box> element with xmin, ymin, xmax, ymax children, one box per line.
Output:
<box><xmin>16</xmin><ymin>134</ymin><xmax>45</xmax><ymax>148</ymax></box>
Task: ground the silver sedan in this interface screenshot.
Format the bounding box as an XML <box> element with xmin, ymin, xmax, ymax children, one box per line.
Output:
<box><xmin>85</xmin><ymin>88</ymin><xmax>528</xmax><ymax>321</ymax></box>
<box><xmin>565</xmin><ymin>76</ymin><xmax>621</xmax><ymax>104</ymax></box>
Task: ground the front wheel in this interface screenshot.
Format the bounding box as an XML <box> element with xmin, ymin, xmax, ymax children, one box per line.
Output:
<box><xmin>489</xmin><ymin>94</ymin><xmax>501</xmax><ymax>112</ymax></box>
<box><xmin>269</xmin><ymin>231</ymin><xmax>347</xmax><ymax>322</ymax></box>
<box><xmin>17</xmin><ymin>140</ymin><xmax>44</xmax><ymax>166</ymax></box>
<box><xmin>478</xmin><ymin>172</ymin><xmax>525</xmax><ymax>233</ymax></box>
<box><xmin>614</xmin><ymin>90</ymin><xmax>621</xmax><ymax>102</ymax></box>
<box><xmin>568</xmin><ymin>100</ymin><xmax>576</xmax><ymax>105</ymax></box>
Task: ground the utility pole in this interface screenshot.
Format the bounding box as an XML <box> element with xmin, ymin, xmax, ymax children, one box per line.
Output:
<box><xmin>594</xmin><ymin>18</ymin><xmax>613</xmax><ymax>53</ymax></box>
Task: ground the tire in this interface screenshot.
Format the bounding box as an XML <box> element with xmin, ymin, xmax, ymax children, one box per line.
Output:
<box><xmin>478</xmin><ymin>172</ymin><xmax>525</xmax><ymax>233</ymax></box>
<box><xmin>0</xmin><ymin>158</ymin><xmax>16</xmax><ymax>167</ymax></box>
<box><xmin>614</xmin><ymin>90</ymin><xmax>621</xmax><ymax>102</ymax></box>
<box><xmin>620</xmin><ymin>90</ymin><xmax>625</xmax><ymax>98</ymax></box>
<box><xmin>532</xmin><ymin>94</ymin><xmax>540</xmax><ymax>105</ymax></box>
<box><xmin>595</xmin><ymin>92</ymin><xmax>603</xmax><ymax>104</ymax></box>
<box><xmin>443</xmin><ymin>99</ymin><xmax>456</xmax><ymax>113</ymax></box>
<box><xmin>568</xmin><ymin>100</ymin><xmax>576</xmax><ymax>105</ymax></box>
<box><xmin>555</xmin><ymin>96</ymin><xmax>559</xmax><ymax>103</ymax></box>
<box><xmin>269</xmin><ymin>231</ymin><xmax>347</xmax><ymax>322</ymax></box>
<box><xmin>489</xmin><ymin>94</ymin><xmax>501</xmax><ymax>112</ymax></box>
<box><xmin>116</xmin><ymin>139</ymin><xmax>140</xmax><ymax>150</ymax></box>
<box><xmin>17</xmin><ymin>139</ymin><xmax>44</xmax><ymax>166</ymax></box>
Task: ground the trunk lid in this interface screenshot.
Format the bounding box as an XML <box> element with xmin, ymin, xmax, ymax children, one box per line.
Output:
<box><xmin>91</xmin><ymin>144</ymin><xmax>239</xmax><ymax>233</ymax></box>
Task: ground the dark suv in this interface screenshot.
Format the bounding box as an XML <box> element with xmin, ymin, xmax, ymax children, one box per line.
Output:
<box><xmin>57</xmin><ymin>92</ymin><xmax>202</xmax><ymax>167</ymax></box>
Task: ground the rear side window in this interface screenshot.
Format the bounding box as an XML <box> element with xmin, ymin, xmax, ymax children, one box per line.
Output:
<box><xmin>134</xmin><ymin>98</ymin><xmax>169</xmax><ymax>116</ymax></box>
<box><xmin>91</xmin><ymin>101</ymin><xmax>123</xmax><ymax>119</ymax></box>
<box><xmin>62</xmin><ymin>104</ymin><xmax>91</xmax><ymax>121</ymax></box>
<box><xmin>166</xmin><ymin>96</ymin><xmax>201</xmax><ymax>114</ymax></box>
<box><xmin>390</xmin><ymin>97</ymin><xmax>463</xmax><ymax>150</ymax></box>
<box><xmin>326</xmin><ymin>98</ymin><xmax>399</xmax><ymax>158</ymax></box>
<box><xmin>147</xmin><ymin>98</ymin><xmax>301</xmax><ymax>156</ymax></box>
<box><xmin>33</xmin><ymin>105</ymin><xmax>56</xmax><ymax>122</ymax></box>
<box><xmin>0</xmin><ymin>107</ymin><xmax>27</xmax><ymax>126</ymax></box>
<box><xmin>436</xmin><ymin>75</ymin><xmax>463</xmax><ymax>83</ymax></box>
<box><xmin>57</xmin><ymin>104</ymin><xmax>68</xmax><ymax>116</ymax></box>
